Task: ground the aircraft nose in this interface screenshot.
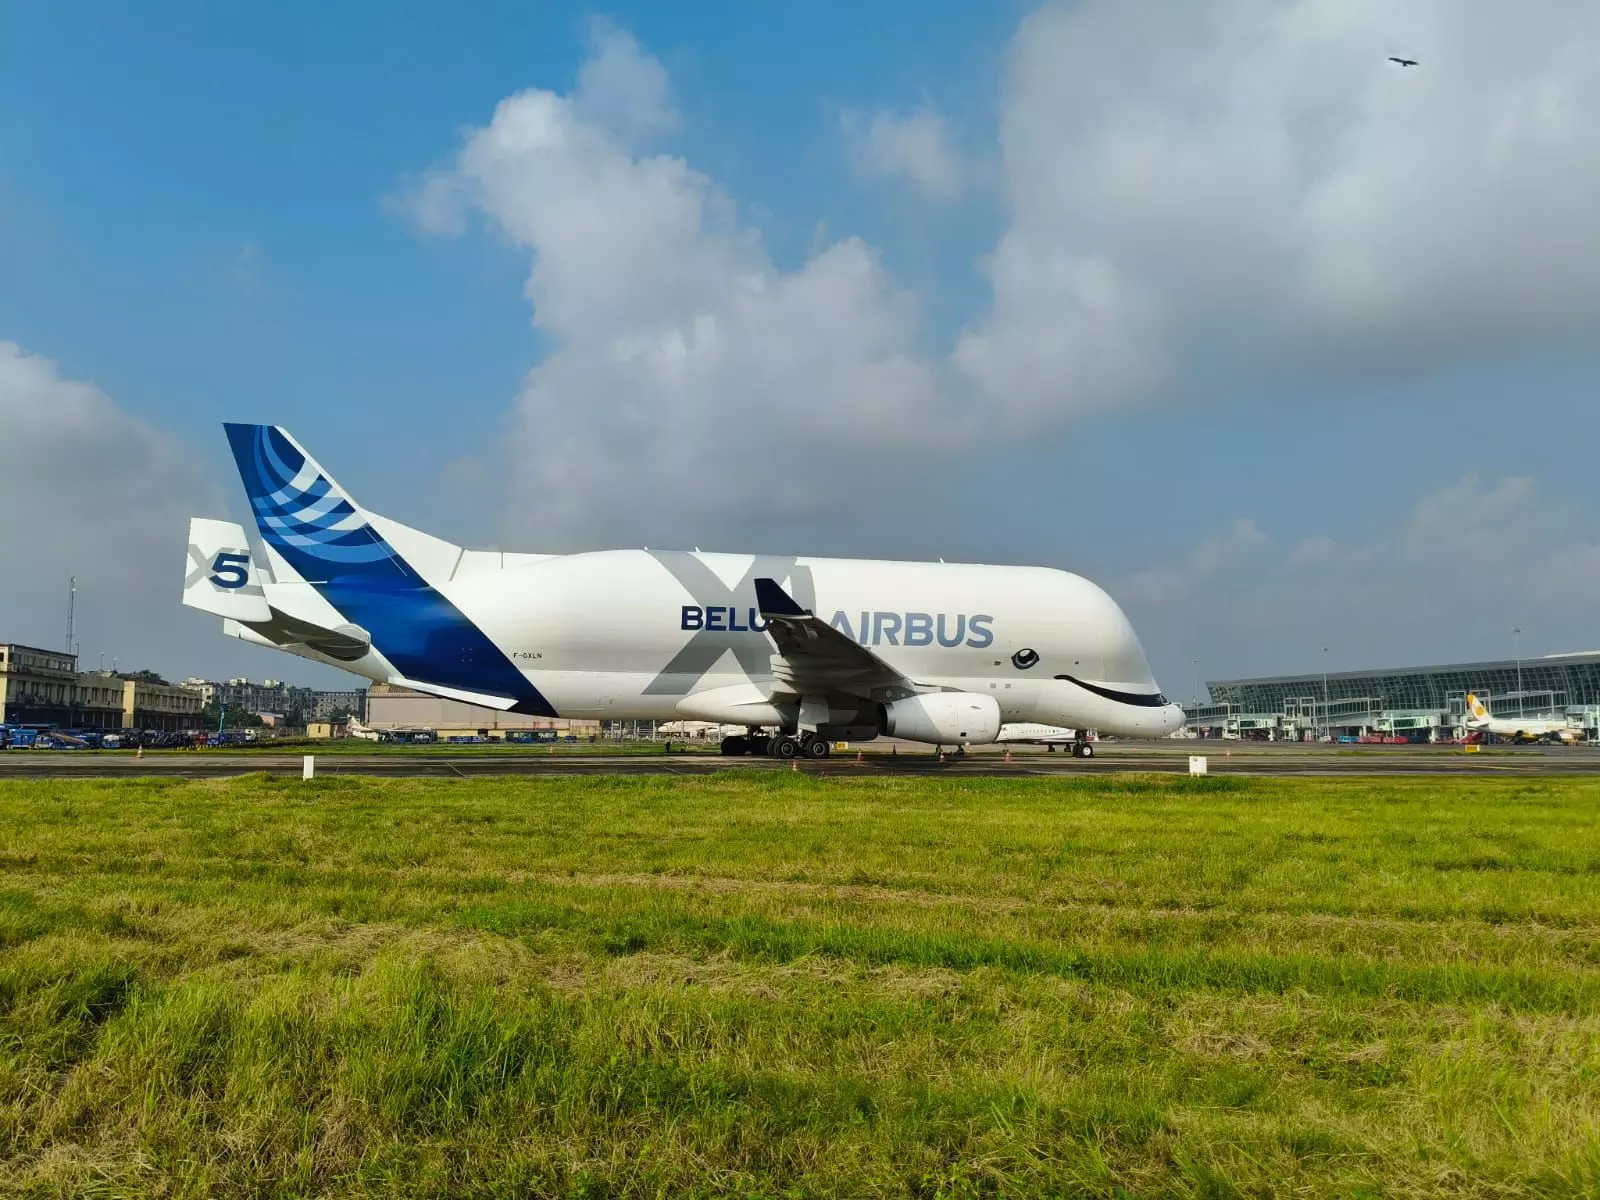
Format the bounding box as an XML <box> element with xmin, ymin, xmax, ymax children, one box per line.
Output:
<box><xmin>1159</xmin><ymin>702</ymin><xmax>1187</xmax><ymax>736</ymax></box>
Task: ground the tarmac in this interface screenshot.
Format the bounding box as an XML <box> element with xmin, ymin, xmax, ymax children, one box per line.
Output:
<box><xmin>4</xmin><ymin>742</ymin><xmax>1600</xmax><ymax>779</ymax></box>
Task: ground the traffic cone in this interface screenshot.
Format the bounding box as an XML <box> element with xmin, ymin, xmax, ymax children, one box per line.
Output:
<box><xmin>1004</xmin><ymin>750</ymin><xmax>1012</xmax><ymax>763</ymax></box>
<box><xmin>791</xmin><ymin>757</ymin><xmax>798</xmax><ymax>772</ymax></box>
<box><xmin>135</xmin><ymin>745</ymin><xmax>143</xmax><ymax>760</ymax></box>
<box><xmin>938</xmin><ymin>751</ymin><xmax>945</xmax><ymax>763</ymax></box>
<box><xmin>855</xmin><ymin>750</ymin><xmax>863</xmax><ymax>763</ymax></box>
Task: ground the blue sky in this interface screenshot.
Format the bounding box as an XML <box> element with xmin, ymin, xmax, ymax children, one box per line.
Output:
<box><xmin>3</xmin><ymin>1</ymin><xmax>1599</xmax><ymax>692</ymax></box>
<box><xmin>0</xmin><ymin>1</ymin><xmax>1016</xmax><ymax>463</ymax></box>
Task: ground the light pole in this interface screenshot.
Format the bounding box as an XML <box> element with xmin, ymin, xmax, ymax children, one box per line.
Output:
<box><xmin>1321</xmin><ymin>647</ymin><xmax>1330</xmax><ymax>741</ymax></box>
<box><xmin>1513</xmin><ymin>626</ymin><xmax>1523</xmax><ymax>713</ymax></box>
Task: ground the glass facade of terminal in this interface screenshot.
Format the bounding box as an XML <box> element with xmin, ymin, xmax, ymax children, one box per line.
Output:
<box><xmin>1206</xmin><ymin>654</ymin><xmax>1600</xmax><ymax>717</ymax></box>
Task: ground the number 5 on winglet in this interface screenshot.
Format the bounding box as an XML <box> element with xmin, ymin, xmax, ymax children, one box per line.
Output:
<box><xmin>210</xmin><ymin>552</ymin><xmax>250</xmax><ymax>589</ymax></box>
<box><xmin>181</xmin><ymin>518</ymin><xmax>272</xmax><ymax>622</ymax></box>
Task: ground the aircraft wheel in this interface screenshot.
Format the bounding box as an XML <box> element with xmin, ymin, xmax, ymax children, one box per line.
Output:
<box><xmin>804</xmin><ymin>737</ymin><xmax>830</xmax><ymax>759</ymax></box>
<box><xmin>721</xmin><ymin>736</ymin><xmax>746</xmax><ymax>756</ymax></box>
<box><xmin>1073</xmin><ymin>742</ymin><xmax>1094</xmax><ymax>759</ymax></box>
<box><xmin>772</xmin><ymin>734</ymin><xmax>801</xmax><ymax>759</ymax></box>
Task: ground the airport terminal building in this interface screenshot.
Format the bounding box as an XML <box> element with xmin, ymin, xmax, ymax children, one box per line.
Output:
<box><xmin>1187</xmin><ymin>652</ymin><xmax>1600</xmax><ymax>741</ymax></box>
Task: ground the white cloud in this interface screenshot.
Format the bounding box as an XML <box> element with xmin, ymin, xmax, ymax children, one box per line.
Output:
<box><xmin>400</xmin><ymin>30</ymin><xmax>953</xmax><ymax>549</ymax></box>
<box><xmin>0</xmin><ymin>342</ymin><xmax>226</xmax><ymax>674</ymax></box>
<box><xmin>958</xmin><ymin>0</ymin><xmax>1600</xmax><ymax>422</ymax></box>
<box><xmin>843</xmin><ymin>106</ymin><xmax>963</xmax><ymax>199</ymax></box>
<box><xmin>225</xmin><ymin>241</ymin><xmax>262</xmax><ymax>294</ymax></box>
<box><xmin>574</xmin><ymin>17</ymin><xmax>681</xmax><ymax>142</ymax></box>
<box><xmin>1117</xmin><ymin>518</ymin><xmax>1268</xmax><ymax>607</ymax></box>
<box><xmin>397</xmin><ymin>6</ymin><xmax>1600</xmax><ymax>561</ymax></box>
<box><xmin>393</xmin><ymin>169</ymin><xmax>469</xmax><ymax>238</ymax></box>
<box><xmin>1117</xmin><ymin>474</ymin><xmax>1600</xmax><ymax>684</ymax></box>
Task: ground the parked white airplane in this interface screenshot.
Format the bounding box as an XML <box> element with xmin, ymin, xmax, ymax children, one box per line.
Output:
<box><xmin>182</xmin><ymin>425</ymin><xmax>1185</xmax><ymax>758</ymax></box>
<box><xmin>1464</xmin><ymin>693</ymin><xmax>1581</xmax><ymax>744</ymax></box>
<box><xmin>995</xmin><ymin>723</ymin><xmax>1095</xmax><ymax>755</ymax></box>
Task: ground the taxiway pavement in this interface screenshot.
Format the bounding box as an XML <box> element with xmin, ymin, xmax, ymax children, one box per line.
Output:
<box><xmin>4</xmin><ymin>743</ymin><xmax>1598</xmax><ymax>779</ymax></box>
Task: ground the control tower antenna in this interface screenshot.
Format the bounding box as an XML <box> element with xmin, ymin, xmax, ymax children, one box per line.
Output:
<box><xmin>65</xmin><ymin>576</ymin><xmax>76</xmax><ymax>656</ymax></box>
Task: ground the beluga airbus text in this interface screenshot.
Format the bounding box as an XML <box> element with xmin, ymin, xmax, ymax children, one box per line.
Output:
<box><xmin>182</xmin><ymin>425</ymin><xmax>1185</xmax><ymax>757</ymax></box>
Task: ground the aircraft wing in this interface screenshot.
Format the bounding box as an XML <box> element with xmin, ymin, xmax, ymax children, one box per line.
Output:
<box><xmin>754</xmin><ymin>577</ymin><xmax>913</xmax><ymax>700</ymax></box>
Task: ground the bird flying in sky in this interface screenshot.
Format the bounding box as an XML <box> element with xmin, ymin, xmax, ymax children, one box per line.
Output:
<box><xmin>1388</xmin><ymin>56</ymin><xmax>1419</xmax><ymax>67</ymax></box>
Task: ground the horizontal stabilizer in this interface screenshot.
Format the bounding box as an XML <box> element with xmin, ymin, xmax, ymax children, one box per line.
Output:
<box><xmin>182</xmin><ymin>518</ymin><xmax>272</xmax><ymax>622</ymax></box>
<box><xmin>236</xmin><ymin>607</ymin><xmax>373</xmax><ymax>663</ymax></box>
<box><xmin>390</xmin><ymin>676</ymin><xmax>518</xmax><ymax>712</ymax></box>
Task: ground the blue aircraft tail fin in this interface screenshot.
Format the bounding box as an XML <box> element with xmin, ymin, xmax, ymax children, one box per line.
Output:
<box><xmin>222</xmin><ymin>423</ymin><xmax>418</xmax><ymax>584</ymax></box>
<box><xmin>219</xmin><ymin>423</ymin><xmax>557</xmax><ymax>715</ymax></box>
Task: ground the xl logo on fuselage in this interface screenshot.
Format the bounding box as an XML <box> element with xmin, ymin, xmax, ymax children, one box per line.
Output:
<box><xmin>643</xmin><ymin>552</ymin><xmax>816</xmax><ymax>696</ymax></box>
<box><xmin>646</xmin><ymin>551</ymin><xmax>999</xmax><ymax>697</ymax></box>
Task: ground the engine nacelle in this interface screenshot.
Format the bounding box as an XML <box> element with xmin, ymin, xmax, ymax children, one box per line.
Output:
<box><xmin>880</xmin><ymin>692</ymin><xmax>1002</xmax><ymax>745</ymax></box>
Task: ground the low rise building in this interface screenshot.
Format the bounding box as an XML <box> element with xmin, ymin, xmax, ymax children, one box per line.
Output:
<box><xmin>312</xmin><ymin>689</ymin><xmax>367</xmax><ymax>720</ymax></box>
<box><xmin>184</xmin><ymin>678</ymin><xmax>340</xmax><ymax>723</ymax></box>
<box><xmin>181</xmin><ymin>679</ymin><xmax>363</xmax><ymax>724</ymax></box>
<box><xmin>0</xmin><ymin>643</ymin><xmax>78</xmax><ymax>726</ymax></box>
<box><xmin>75</xmin><ymin>672</ymin><xmax>127</xmax><ymax>729</ymax></box>
<box><xmin>3</xmin><ymin>646</ymin><xmax>205</xmax><ymax>732</ymax></box>
<box><xmin>365</xmin><ymin>683</ymin><xmax>599</xmax><ymax>738</ymax></box>
<box><xmin>180</xmin><ymin>677</ymin><xmax>218</xmax><ymax>707</ymax></box>
<box><xmin>122</xmin><ymin>677</ymin><xmax>204</xmax><ymax>732</ymax></box>
<box><xmin>210</xmin><ymin>678</ymin><xmax>315</xmax><ymax>718</ymax></box>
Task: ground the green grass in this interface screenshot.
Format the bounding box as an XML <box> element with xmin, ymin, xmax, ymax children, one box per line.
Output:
<box><xmin>1</xmin><ymin>774</ymin><xmax>1598</xmax><ymax>1198</ymax></box>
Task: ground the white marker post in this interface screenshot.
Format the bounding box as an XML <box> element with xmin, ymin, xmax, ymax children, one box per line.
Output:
<box><xmin>1188</xmin><ymin>755</ymin><xmax>1208</xmax><ymax>776</ymax></box>
<box><xmin>302</xmin><ymin>755</ymin><xmax>315</xmax><ymax>780</ymax></box>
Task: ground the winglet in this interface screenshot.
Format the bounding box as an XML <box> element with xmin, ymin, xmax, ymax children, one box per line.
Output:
<box><xmin>754</xmin><ymin>577</ymin><xmax>811</xmax><ymax>617</ymax></box>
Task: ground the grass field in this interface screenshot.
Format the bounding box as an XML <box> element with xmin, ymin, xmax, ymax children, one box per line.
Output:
<box><xmin>1</xmin><ymin>773</ymin><xmax>1597</xmax><ymax>1198</ymax></box>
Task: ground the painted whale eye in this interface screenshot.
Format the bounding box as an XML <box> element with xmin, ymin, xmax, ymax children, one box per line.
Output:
<box><xmin>1011</xmin><ymin>648</ymin><xmax>1040</xmax><ymax>669</ymax></box>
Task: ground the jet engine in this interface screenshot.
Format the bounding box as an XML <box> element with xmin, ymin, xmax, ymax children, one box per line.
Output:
<box><xmin>880</xmin><ymin>693</ymin><xmax>1002</xmax><ymax>745</ymax></box>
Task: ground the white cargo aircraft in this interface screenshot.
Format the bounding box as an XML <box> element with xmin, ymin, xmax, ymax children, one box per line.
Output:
<box><xmin>1464</xmin><ymin>693</ymin><xmax>1582</xmax><ymax>744</ymax></box>
<box><xmin>995</xmin><ymin>723</ymin><xmax>1092</xmax><ymax>752</ymax></box>
<box><xmin>182</xmin><ymin>425</ymin><xmax>1185</xmax><ymax>758</ymax></box>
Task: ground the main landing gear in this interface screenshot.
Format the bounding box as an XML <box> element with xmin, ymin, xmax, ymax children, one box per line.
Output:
<box><xmin>771</xmin><ymin>734</ymin><xmax>802</xmax><ymax>759</ymax></box>
<box><xmin>1046</xmin><ymin>741</ymin><xmax>1094</xmax><ymax>757</ymax></box>
<box><xmin>719</xmin><ymin>732</ymin><xmax>831</xmax><ymax>759</ymax></box>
